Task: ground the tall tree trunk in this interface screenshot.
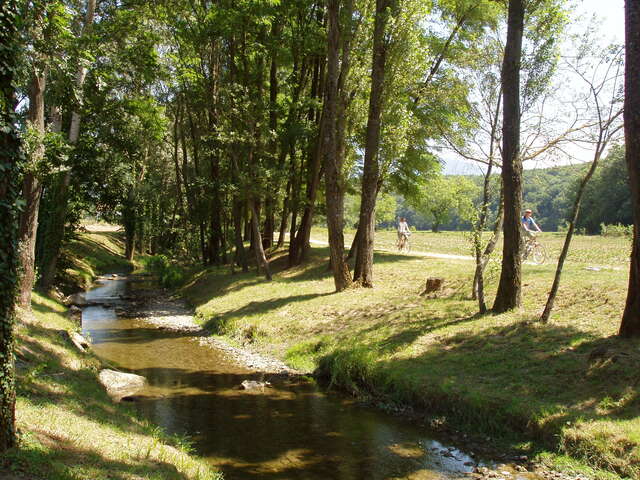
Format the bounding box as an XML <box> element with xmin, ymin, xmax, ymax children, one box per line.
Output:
<box><xmin>250</xmin><ymin>200</ymin><xmax>272</xmax><ymax>280</ymax></box>
<box><xmin>292</xmin><ymin>56</ymin><xmax>325</xmax><ymax>264</ymax></box>
<box><xmin>475</xmin><ymin>188</ymin><xmax>504</xmax><ymax>313</ymax></box>
<box><xmin>323</xmin><ymin>0</ymin><xmax>353</xmax><ymax>292</ymax></box>
<box><xmin>0</xmin><ymin>0</ymin><xmax>21</xmax><ymax>452</ymax></box>
<box><xmin>620</xmin><ymin>0</ymin><xmax>640</xmax><ymax>337</ymax></box>
<box><xmin>123</xmin><ymin>188</ymin><xmax>137</xmax><ymax>261</ymax></box>
<box><xmin>38</xmin><ymin>0</ymin><xmax>96</xmax><ymax>291</ymax></box>
<box><xmin>276</xmin><ymin>179</ymin><xmax>292</xmax><ymax>249</ymax></box>
<box><xmin>18</xmin><ymin>70</ymin><xmax>46</xmax><ymax>309</ymax></box>
<box><xmin>233</xmin><ymin>199</ymin><xmax>249</xmax><ymax>272</ymax></box>
<box><xmin>353</xmin><ymin>0</ymin><xmax>394</xmax><ymax>287</ymax></box>
<box><xmin>263</xmin><ymin>39</ymin><xmax>279</xmax><ymax>251</ymax></box>
<box><xmin>540</xmin><ymin>147</ymin><xmax>603</xmax><ymax>323</ymax></box>
<box><xmin>492</xmin><ymin>0</ymin><xmax>525</xmax><ymax>313</ymax></box>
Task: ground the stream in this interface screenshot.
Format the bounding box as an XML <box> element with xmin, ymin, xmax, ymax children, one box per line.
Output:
<box><xmin>81</xmin><ymin>274</ymin><xmax>497</xmax><ymax>480</ymax></box>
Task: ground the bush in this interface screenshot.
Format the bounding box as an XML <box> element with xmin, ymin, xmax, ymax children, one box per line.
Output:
<box><xmin>600</xmin><ymin>223</ymin><xmax>633</xmax><ymax>238</ymax></box>
<box><xmin>142</xmin><ymin>255</ymin><xmax>185</xmax><ymax>288</ymax></box>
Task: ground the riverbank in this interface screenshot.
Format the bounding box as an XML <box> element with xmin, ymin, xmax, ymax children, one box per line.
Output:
<box><xmin>176</xmin><ymin>233</ymin><xmax>637</xmax><ymax>480</ymax></box>
<box><xmin>0</xmin><ymin>232</ymin><xmax>221</xmax><ymax>480</ymax></box>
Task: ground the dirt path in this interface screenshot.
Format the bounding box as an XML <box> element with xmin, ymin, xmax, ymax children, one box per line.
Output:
<box><xmin>307</xmin><ymin>237</ymin><xmax>473</xmax><ymax>261</ymax></box>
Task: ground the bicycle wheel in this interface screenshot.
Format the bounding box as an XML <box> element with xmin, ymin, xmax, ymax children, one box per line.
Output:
<box><xmin>403</xmin><ymin>238</ymin><xmax>411</xmax><ymax>253</ymax></box>
<box><xmin>532</xmin><ymin>244</ymin><xmax>547</xmax><ymax>265</ymax></box>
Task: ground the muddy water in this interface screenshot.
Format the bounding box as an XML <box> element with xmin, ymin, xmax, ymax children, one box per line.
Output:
<box><xmin>82</xmin><ymin>275</ymin><xmax>478</xmax><ymax>480</ymax></box>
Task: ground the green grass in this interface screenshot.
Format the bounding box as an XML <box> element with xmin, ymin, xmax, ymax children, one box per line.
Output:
<box><xmin>58</xmin><ymin>232</ymin><xmax>133</xmax><ymax>292</ymax></box>
<box><xmin>179</xmin><ymin>229</ymin><xmax>638</xmax><ymax>479</ymax></box>
<box><xmin>313</xmin><ymin>227</ymin><xmax>632</xmax><ymax>266</ymax></box>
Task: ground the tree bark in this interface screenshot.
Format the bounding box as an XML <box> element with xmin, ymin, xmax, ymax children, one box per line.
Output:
<box><xmin>620</xmin><ymin>0</ymin><xmax>640</xmax><ymax>337</ymax></box>
<box><xmin>250</xmin><ymin>200</ymin><xmax>272</xmax><ymax>280</ymax></box>
<box><xmin>276</xmin><ymin>179</ymin><xmax>292</xmax><ymax>249</ymax></box>
<box><xmin>0</xmin><ymin>0</ymin><xmax>21</xmax><ymax>452</ymax></box>
<box><xmin>292</xmin><ymin>56</ymin><xmax>325</xmax><ymax>264</ymax></box>
<box><xmin>123</xmin><ymin>188</ymin><xmax>137</xmax><ymax>261</ymax></box>
<box><xmin>323</xmin><ymin>0</ymin><xmax>353</xmax><ymax>291</ymax></box>
<box><xmin>353</xmin><ymin>0</ymin><xmax>394</xmax><ymax>287</ymax></box>
<box><xmin>492</xmin><ymin>0</ymin><xmax>525</xmax><ymax>313</ymax></box>
<box><xmin>18</xmin><ymin>70</ymin><xmax>46</xmax><ymax>309</ymax></box>
<box><xmin>233</xmin><ymin>198</ymin><xmax>249</xmax><ymax>272</ymax></box>
<box><xmin>541</xmin><ymin>148</ymin><xmax>603</xmax><ymax>323</ymax></box>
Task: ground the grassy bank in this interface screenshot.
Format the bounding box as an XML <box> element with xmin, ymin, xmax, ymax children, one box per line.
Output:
<box><xmin>179</xmin><ymin>230</ymin><xmax>637</xmax><ymax>480</ymax></box>
<box><xmin>57</xmin><ymin>230</ymin><xmax>133</xmax><ymax>293</ymax></box>
<box><xmin>1</xmin><ymin>232</ymin><xmax>221</xmax><ymax>480</ymax></box>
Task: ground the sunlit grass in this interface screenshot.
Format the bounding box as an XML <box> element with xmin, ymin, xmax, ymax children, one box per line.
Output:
<box><xmin>60</xmin><ymin>232</ymin><xmax>132</xmax><ymax>292</ymax></box>
<box><xmin>181</xmin><ymin>229</ymin><xmax>637</xmax><ymax>479</ymax></box>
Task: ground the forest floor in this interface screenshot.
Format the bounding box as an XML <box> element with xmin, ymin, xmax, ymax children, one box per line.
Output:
<box><xmin>177</xmin><ymin>229</ymin><xmax>638</xmax><ymax>480</ymax></box>
<box><xmin>0</xmin><ymin>232</ymin><xmax>221</xmax><ymax>480</ymax></box>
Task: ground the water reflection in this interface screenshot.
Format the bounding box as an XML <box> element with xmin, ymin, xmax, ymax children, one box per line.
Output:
<box><xmin>82</xmin><ymin>276</ymin><xmax>475</xmax><ymax>480</ymax></box>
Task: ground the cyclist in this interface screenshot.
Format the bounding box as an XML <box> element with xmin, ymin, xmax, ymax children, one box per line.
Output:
<box><xmin>397</xmin><ymin>217</ymin><xmax>411</xmax><ymax>250</ymax></box>
<box><xmin>521</xmin><ymin>209</ymin><xmax>541</xmax><ymax>256</ymax></box>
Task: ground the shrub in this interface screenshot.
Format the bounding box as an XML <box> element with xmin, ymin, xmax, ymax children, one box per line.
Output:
<box><xmin>600</xmin><ymin>223</ymin><xmax>633</xmax><ymax>238</ymax></box>
<box><xmin>142</xmin><ymin>255</ymin><xmax>185</xmax><ymax>288</ymax></box>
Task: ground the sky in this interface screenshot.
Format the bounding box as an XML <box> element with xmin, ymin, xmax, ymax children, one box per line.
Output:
<box><xmin>443</xmin><ymin>0</ymin><xmax>626</xmax><ymax>175</ymax></box>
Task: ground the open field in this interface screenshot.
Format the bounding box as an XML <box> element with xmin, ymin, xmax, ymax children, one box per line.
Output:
<box><xmin>180</xmin><ymin>230</ymin><xmax>638</xmax><ymax>479</ymax></box>
<box><xmin>312</xmin><ymin>228</ymin><xmax>632</xmax><ymax>266</ymax></box>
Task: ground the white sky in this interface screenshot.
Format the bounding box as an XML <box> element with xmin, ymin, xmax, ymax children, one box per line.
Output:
<box><xmin>443</xmin><ymin>0</ymin><xmax>626</xmax><ymax>175</ymax></box>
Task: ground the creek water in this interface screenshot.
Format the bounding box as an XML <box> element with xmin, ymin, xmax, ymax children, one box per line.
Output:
<box><xmin>82</xmin><ymin>275</ymin><xmax>480</xmax><ymax>480</ymax></box>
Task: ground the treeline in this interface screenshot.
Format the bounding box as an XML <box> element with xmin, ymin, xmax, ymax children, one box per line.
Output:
<box><xmin>393</xmin><ymin>145</ymin><xmax>630</xmax><ymax>234</ymax></box>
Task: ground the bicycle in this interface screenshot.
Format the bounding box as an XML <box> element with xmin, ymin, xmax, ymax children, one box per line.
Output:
<box><xmin>522</xmin><ymin>235</ymin><xmax>547</xmax><ymax>265</ymax></box>
<box><xmin>396</xmin><ymin>233</ymin><xmax>411</xmax><ymax>253</ymax></box>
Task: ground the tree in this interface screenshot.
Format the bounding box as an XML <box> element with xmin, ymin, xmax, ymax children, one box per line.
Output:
<box><xmin>492</xmin><ymin>0</ymin><xmax>525</xmax><ymax>313</ymax></box>
<box><xmin>0</xmin><ymin>0</ymin><xmax>22</xmax><ymax>452</ymax></box>
<box><xmin>353</xmin><ymin>0</ymin><xmax>397</xmax><ymax>287</ymax></box>
<box><xmin>490</xmin><ymin>0</ymin><xmax>568</xmax><ymax>313</ymax></box>
<box><xmin>17</xmin><ymin>1</ymin><xmax>49</xmax><ymax>308</ymax></box>
<box><xmin>324</xmin><ymin>0</ymin><xmax>355</xmax><ymax>292</ymax></box>
<box><xmin>540</xmin><ymin>40</ymin><xmax>624</xmax><ymax>323</ymax></box>
<box><xmin>620</xmin><ymin>0</ymin><xmax>640</xmax><ymax>338</ymax></box>
<box><xmin>412</xmin><ymin>175</ymin><xmax>477</xmax><ymax>232</ymax></box>
<box><xmin>38</xmin><ymin>0</ymin><xmax>97</xmax><ymax>291</ymax></box>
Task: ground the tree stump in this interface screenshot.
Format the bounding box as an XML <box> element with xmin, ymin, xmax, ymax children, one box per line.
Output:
<box><xmin>421</xmin><ymin>277</ymin><xmax>444</xmax><ymax>296</ymax></box>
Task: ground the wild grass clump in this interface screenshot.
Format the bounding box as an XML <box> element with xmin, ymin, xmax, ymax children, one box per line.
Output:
<box><xmin>142</xmin><ymin>255</ymin><xmax>185</xmax><ymax>288</ymax></box>
<box><xmin>285</xmin><ymin>337</ymin><xmax>332</xmax><ymax>371</ymax></box>
<box><xmin>600</xmin><ymin>223</ymin><xmax>633</xmax><ymax>238</ymax></box>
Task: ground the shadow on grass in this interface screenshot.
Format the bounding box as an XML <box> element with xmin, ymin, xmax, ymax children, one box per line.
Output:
<box><xmin>200</xmin><ymin>292</ymin><xmax>332</xmax><ymax>333</ymax></box>
<box><xmin>320</xmin><ymin>319</ymin><xmax>640</xmax><ymax>448</ymax></box>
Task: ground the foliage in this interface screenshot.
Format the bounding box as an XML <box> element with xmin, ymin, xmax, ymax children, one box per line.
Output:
<box><xmin>142</xmin><ymin>255</ymin><xmax>186</xmax><ymax>289</ymax></box>
<box><xmin>0</xmin><ymin>0</ymin><xmax>23</xmax><ymax>453</ymax></box>
<box><xmin>574</xmin><ymin>146</ymin><xmax>631</xmax><ymax>234</ymax></box>
<box><xmin>411</xmin><ymin>175</ymin><xmax>478</xmax><ymax>232</ymax></box>
<box><xmin>599</xmin><ymin>224</ymin><xmax>633</xmax><ymax>238</ymax></box>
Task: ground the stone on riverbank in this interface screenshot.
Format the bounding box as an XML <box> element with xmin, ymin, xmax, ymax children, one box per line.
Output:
<box><xmin>99</xmin><ymin>369</ymin><xmax>147</xmax><ymax>402</ymax></box>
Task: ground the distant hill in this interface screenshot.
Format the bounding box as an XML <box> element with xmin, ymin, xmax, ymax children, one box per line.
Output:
<box><xmin>396</xmin><ymin>146</ymin><xmax>629</xmax><ymax>233</ymax></box>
